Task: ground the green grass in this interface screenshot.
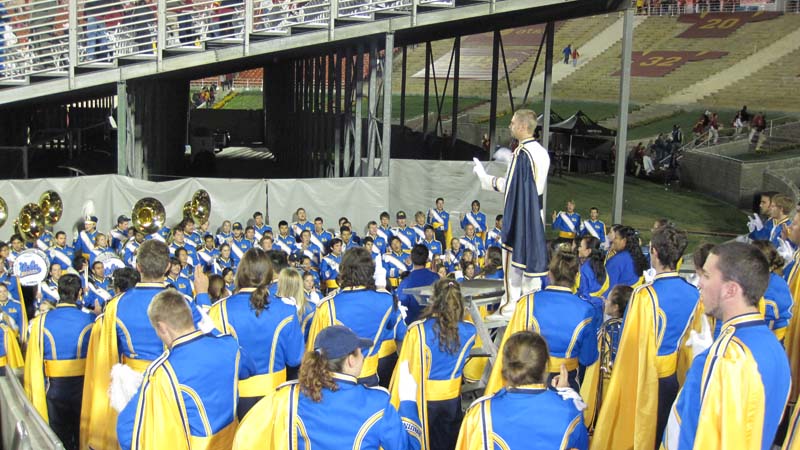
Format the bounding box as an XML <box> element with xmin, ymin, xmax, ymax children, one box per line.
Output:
<box><xmin>546</xmin><ymin>174</ymin><xmax>746</xmax><ymax>252</ymax></box>
<box><xmin>393</xmin><ymin>95</ymin><xmax>484</xmax><ymax>120</ymax></box>
<box><xmin>221</xmin><ymin>91</ymin><xmax>263</xmax><ymax>110</ymax></box>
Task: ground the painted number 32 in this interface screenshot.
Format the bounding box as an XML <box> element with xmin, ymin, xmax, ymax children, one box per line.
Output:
<box><xmin>640</xmin><ymin>56</ymin><xmax>683</xmax><ymax>67</ymax></box>
<box><xmin>698</xmin><ymin>18</ymin><xmax>740</xmax><ymax>29</ymax></box>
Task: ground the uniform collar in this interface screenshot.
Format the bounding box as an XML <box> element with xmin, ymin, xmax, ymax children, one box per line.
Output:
<box><xmin>331</xmin><ymin>372</ymin><xmax>358</xmax><ymax>385</ymax></box>
<box><xmin>545</xmin><ymin>285</ymin><xmax>572</xmax><ymax>293</ymax></box>
<box><xmin>507</xmin><ymin>383</ymin><xmax>547</xmax><ymax>393</ymax></box>
<box><xmin>341</xmin><ymin>286</ymin><xmax>367</xmax><ymax>292</ymax></box>
<box><xmin>136</xmin><ymin>282</ymin><xmax>166</xmax><ymax>289</ymax></box>
<box><xmin>722</xmin><ymin>312</ymin><xmax>763</xmax><ymax>329</ymax></box>
<box><xmin>654</xmin><ymin>271</ymin><xmax>680</xmax><ymax>280</ymax></box>
<box><xmin>239</xmin><ymin>287</ymin><xmax>256</xmax><ymax>293</ymax></box>
<box><xmin>56</xmin><ymin>303</ymin><xmax>78</xmax><ymax>309</ymax></box>
<box><xmin>520</xmin><ymin>137</ymin><xmax>537</xmax><ymax>145</ymax></box>
<box><xmin>171</xmin><ymin>329</ymin><xmax>205</xmax><ymax>349</ymax></box>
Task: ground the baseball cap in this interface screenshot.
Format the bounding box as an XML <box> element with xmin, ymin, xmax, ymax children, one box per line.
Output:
<box><xmin>396</xmin><ymin>211</ymin><xmax>407</xmax><ymax>219</ymax></box>
<box><xmin>313</xmin><ymin>325</ymin><xmax>373</xmax><ymax>360</ymax></box>
<box><xmin>85</xmin><ymin>216</ymin><xmax>98</xmax><ymax>224</ymax></box>
<box><xmin>117</xmin><ymin>215</ymin><xmax>131</xmax><ymax>224</ymax></box>
<box><xmin>232</xmin><ymin>222</ymin><xmax>243</xmax><ymax>230</ymax></box>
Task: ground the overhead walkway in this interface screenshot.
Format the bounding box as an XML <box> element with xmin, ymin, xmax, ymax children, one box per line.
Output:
<box><xmin>0</xmin><ymin>0</ymin><xmax>625</xmax><ymax>106</ymax></box>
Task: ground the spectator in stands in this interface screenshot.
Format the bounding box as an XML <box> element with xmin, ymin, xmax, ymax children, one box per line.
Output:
<box><xmin>176</xmin><ymin>0</ymin><xmax>195</xmax><ymax>45</ymax></box>
<box><xmin>631</xmin><ymin>142</ymin><xmax>645</xmax><ymax>176</ymax></box>
<box><xmin>29</xmin><ymin>0</ymin><xmax>60</xmax><ymax>68</ymax></box>
<box><xmin>733</xmin><ymin>112</ymin><xmax>745</xmax><ymax>135</ymax></box>
<box><xmin>85</xmin><ymin>0</ymin><xmax>111</xmax><ymax>61</ymax></box>
<box><xmin>692</xmin><ymin>116</ymin><xmax>706</xmax><ymax>144</ymax></box>
<box><xmin>738</xmin><ymin>105</ymin><xmax>751</xmax><ymax>127</ymax></box>
<box><xmin>562</xmin><ymin>44</ymin><xmax>571</xmax><ymax>64</ymax></box>
<box><xmin>754</xmin><ymin>112</ymin><xmax>767</xmax><ymax>152</ymax></box>
<box><xmin>671</xmin><ymin>124</ymin><xmax>683</xmax><ymax>146</ymax></box>
<box><xmin>642</xmin><ymin>146</ymin><xmax>656</xmax><ymax>176</ymax></box>
<box><xmin>708</xmin><ymin>112</ymin><xmax>720</xmax><ymax>144</ymax></box>
<box><xmin>125</xmin><ymin>0</ymin><xmax>154</xmax><ymax>54</ymax></box>
<box><xmin>571</xmin><ymin>46</ymin><xmax>580</xmax><ymax>67</ymax></box>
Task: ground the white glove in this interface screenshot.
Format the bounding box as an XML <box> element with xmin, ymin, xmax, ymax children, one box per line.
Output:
<box><xmin>777</xmin><ymin>238</ymin><xmax>794</xmax><ymax>263</ymax></box>
<box><xmin>685</xmin><ymin>314</ymin><xmax>713</xmax><ymax>358</ymax></box>
<box><xmin>752</xmin><ymin>214</ymin><xmax>764</xmax><ymax>231</ymax></box>
<box><xmin>643</xmin><ymin>267</ymin><xmax>656</xmax><ymax>284</ymax></box>
<box><xmin>493</xmin><ymin>147</ymin><xmax>514</xmax><ymax>163</ymax></box>
<box><xmin>398</xmin><ymin>302</ymin><xmax>409</xmax><ymax>320</ymax></box>
<box><xmin>472</xmin><ymin>158</ymin><xmax>494</xmax><ymax>191</ymax></box>
<box><xmin>397</xmin><ymin>361</ymin><xmax>417</xmax><ymax>402</ymax></box>
<box><xmin>746</xmin><ymin>218</ymin><xmax>756</xmax><ymax>233</ymax></box>
<box><xmin>556</xmin><ymin>387</ymin><xmax>587</xmax><ymax>411</ymax></box>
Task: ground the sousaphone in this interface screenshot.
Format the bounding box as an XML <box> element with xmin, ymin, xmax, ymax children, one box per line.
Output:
<box><xmin>132</xmin><ymin>197</ymin><xmax>166</xmax><ymax>235</ymax></box>
<box><xmin>39</xmin><ymin>190</ymin><xmax>63</xmax><ymax>226</ymax></box>
<box><xmin>0</xmin><ymin>196</ymin><xmax>7</xmax><ymax>229</ymax></box>
<box><xmin>186</xmin><ymin>189</ymin><xmax>211</xmax><ymax>225</ymax></box>
<box><xmin>15</xmin><ymin>203</ymin><xmax>46</xmax><ymax>243</ymax></box>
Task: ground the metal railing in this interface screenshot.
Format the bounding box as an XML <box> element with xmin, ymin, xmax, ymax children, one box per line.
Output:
<box><xmin>634</xmin><ymin>0</ymin><xmax>779</xmax><ymax>16</ymax></box>
<box><xmin>0</xmin><ymin>0</ymin><xmax>471</xmax><ymax>83</ymax></box>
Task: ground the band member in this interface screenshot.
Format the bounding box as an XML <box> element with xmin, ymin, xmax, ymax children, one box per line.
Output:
<box><xmin>49</xmin><ymin>231</ymin><xmax>75</xmax><ymax>272</ymax></box>
<box><xmin>84</xmin><ymin>261</ymin><xmax>114</xmax><ymax>312</ymax></box>
<box><xmin>581</xmin><ymin>207</ymin><xmax>606</xmax><ymax>244</ymax></box>
<box><xmin>88</xmin><ymin>234</ymin><xmax>112</xmax><ymax>267</ymax></box>
<box><xmin>294</xmin><ymin>229</ymin><xmax>322</xmax><ymax>268</ymax></box>
<box><xmin>747</xmin><ymin>191</ymin><xmax>777</xmax><ymax>241</ymax></box>
<box><xmin>196</xmin><ymin>234</ymin><xmax>219</xmax><ymax>272</ymax></box>
<box><xmin>390</xmin><ymin>279</ymin><xmax>476</xmax><ymax>450</ymax></box>
<box><xmin>123</xmin><ymin>231</ymin><xmax>146</xmax><ymax>268</ymax></box>
<box><xmin>182</xmin><ymin>218</ymin><xmax>202</xmax><ymax>249</ymax></box>
<box><xmin>604</xmin><ymin>226</ymin><xmax>648</xmax><ymax>295</ymax></box>
<box><xmin>378</xmin><ymin>211</ymin><xmax>394</xmax><ymax>242</ymax></box>
<box><xmin>109</xmin><ymin>215</ymin><xmax>131</xmax><ymax>254</ymax></box>
<box><xmin>307</xmin><ymin>248</ymin><xmax>398</xmax><ymax>386</ymax></box>
<box><xmin>421</xmin><ymin>226</ymin><xmax>443</xmax><ymax>262</ymax></box>
<box><xmin>576</xmin><ymin>236</ymin><xmax>609</xmax><ymax>328</ymax></box>
<box><xmin>461</xmin><ymin>200</ymin><xmax>487</xmax><ymax>241</ymax></box>
<box><xmin>473</xmin><ymin>109</ymin><xmax>550</xmax><ymax>314</ymax></box>
<box><xmin>37</xmin><ymin>227</ymin><xmax>54</xmax><ymax>252</ymax></box>
<box><xmin>320</xmin><ymin>238</ymin><xmax>344</xmax><ymax>293</ymax></box>
<box><xmin>169</xmin><ymin>228</ymin><xmax>196</xmax><ymax>267</ymax></box>
<box><xmin>662</xmin><ymin>243</ymin><xmax>790</xmax><ymax>449</ymax></box>
<box><xmin>394</xmin><ymin>211</ymin><xmax>417</xmax><ymax>252</ymax></box>
<box><xmin>413</xmin><ymin>211</ymin><xmax>428</xmax><ymax>244</ymax></box>
<box><xmin>750</xmin><ymin>240</ymin><xmax>793</xmax><ymax>343</ymax></box>
<box><xmin>456</xmin><ymin>331</ymin><xmax>588</xmax><ymax>449</ymax></box>
<box><xmin>209</xmin><ymin>248</ymin><xmax>304</xmax><ymax>420</ymax></box>
<box><xmin>229</xmin><ymin>222</ymin><xmax>251</xmax><ymax>267</ymax></box>
<box><xmin>75</xmin><ymin>216</ymin><xmax>99</xmax><ymax>256</ymax></box>
<box><xmin>486</xmin><ymin>215</ymin><xmax>503</xmax><ymax>249</ymax></box>
<box><xmin>25</xmin><ymin>274</ymin><xmax>93</xmax><ymax>450</ymax></box>
<box><xmin>80</xmin><ymin>240</ymin><xmax>209</xmax><ymax>450</ymax></box>
<box><xmin>427</xmin><ymin>199</ymin><xmax>450</xmax><ymax>250</ymax></box>
<box><xmin>166</xmin><ymin>257</ymin><xmax>194</xmax><ymax>299</ymax></box>
<box><xmin>274</xmin><ymin>220</ymin><xmax>296</xmax><ymax>255</ymax></box>
<box><xmin>593</xmin><ymin>225</ymin><xmax>699</xmax><ymax>449</ymax></box>
<box><xmin>340</xmin><ymin>226</ymin><xmax>361</xmax><ymax>251</ymax></box>
<box><xmin>216</xmin><ymin>220</ymin><xmax>233</xmax><ymax>247</ymax></box>
<box><xmin>213</xmin><ymin>243</ymin><xmax>235</xmax><ymax>275</ymax></box>
<box><xmin>384</xmin><ymin>237</ymin><xmax>412</xmax><ymax>289</ymax></box>
<box><xmin>460</xmin><ymin>223</ymin><xmax>485</xmax><ymax>261</ymax></box>
<box><xmin>0</xmin><ymin>281</ymin><xmax>27</xmax><ymax>338</ymax></box>
<box><xmin>117</xmin><ymin>289</ymin><xmax>250</xmax><ymax>450</ymax></box>
<box><xmin>292</xmin><ymin>207</ymin><xmax>314</xmax><ymax>238</ymax></box>
<box><xmin>233</xmin><ymin>325</ymin><xmax>423</xmax><ymax>450</ymax></box>
<box><xmin>252</xmin><ymin>211</ymin><xmax>271</xmax><ymax>241</ymax></box>
<box><xmin>365</xmin><ymin>221</ymin><xmax>388</xmax><ymax>256</ymax></box>
<box><xmin>486</xmin><ymin>250</ymin><xmax>597</xmax><ymax>394</ymax></box>
<box><xmin>0</xmin><ymin>318</ymin><xmax>23</xmax><ymax>373</ymax></box>
<box><xmin>312</xmin><ymin>217</ymin><xmax>333</xmax><ymax>252</ymax></box>
<box><xmin>767</xmin><ymin>193</ymin><xmax>794</xmax><ymax>250</ymax></box>
<box><xmin>782</xmin><ymin>208</ymin><xmax>800</xmax><ymax>406</ymax></box>
<box><xmin>38</xmin><ymin>263</ymin><xmax>62</xmax><ymax>309</ymax></box>
<box><xmin>552</xmin><ymin>200</ymin><xmax>581</xmax><ymax>243</ymax></box>
<box><xmin>397</xmin><ymin>245</ymin><xmax>440</xmax><ymax>325</ymax></box>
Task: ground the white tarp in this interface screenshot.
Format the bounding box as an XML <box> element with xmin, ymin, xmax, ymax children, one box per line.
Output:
<box><xmin>0</xmin><ymin>159</ymin><xmax>512</xmax><ymax>242</ymax></box>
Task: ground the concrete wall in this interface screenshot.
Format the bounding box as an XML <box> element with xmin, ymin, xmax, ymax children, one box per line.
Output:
<box><xmin>764</xmin><ymin>168</ymin><xmax>800</xmax><ymax>203</ymax></box>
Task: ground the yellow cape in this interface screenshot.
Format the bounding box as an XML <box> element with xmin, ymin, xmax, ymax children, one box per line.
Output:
<box><xmin>80</xmin><ymin>296</ymin><xmax>122</xmax><ymax>450</ymax></box>
<box><xmin>24</xmin><ymin>313</ymin><xmax>49</xmax><ymax>422</ymax></box>
<box><xmin>783</xmin><ymin>405</ymin><xmax>800</xmax><ymax>450</ymax></box>
<box><xmin>389</xmin><ymin>322</ymin><xmax>432</xmax><ymax>450</ymax></box>
<box><xmin>233</xmin><ymin>384</ymin><xmax>297</xmax><ymax>450</ymax></box>
<box><xmin>455</xmin><ymin>396</ymin><xmax>495</xmax><ymax>450</ymax></box>
<box><xmin>591</xmin><ymin>285</ymin><xmax>660</xmax><ymax>450</ymax></box>
<box><xmin>484</xmin><ymin>293</ymin><xmax>532</xmax><ymax>396</ymax></box>
<box><xmin>692</xmin><ymin>323</ymin><xmax>766</xmax><ymax>449</ymax></box>
<box><xmin>1</xmin><ymin>323</ymin><xmax>23</xmax><ymax>370</ymax></box>
<box><xmin>128</xmin><ymin>359</ymin><xmax>191</xmax><ymax>450</ymax></box>
<box><xmin>784</xmin><ymin>252</ymin><xmax>800</xmax><ymax>405</ymax></box>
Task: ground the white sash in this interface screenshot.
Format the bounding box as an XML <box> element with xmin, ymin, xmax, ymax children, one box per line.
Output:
<box><xmin>460</xmin><ymin>237</ymin><xmax>477</xmax><ymax>253</ymax></box>
<box><xmin>149</xmin><ymin>233</ymin><xmax>166</xmax><ymax>243</ymax></box>
<box><xmin>230</xmin><ymin>241</ymin><xmax>246</xmax><ymax>260</ymax></box>
<box><xmin>182</xmin><ymin>239</ymin><xmax>197</xmax><ymax>249</ymax></box>
<box><xmin>394</xmin><ymin>229</ymin><xmax>413</xmax><ymax>249</ymax></box>
<box><xmin>216</xmin><ymin>233</ymin><xmax>231</xmax><ymax>245</ymax></box>
<box><xmin>413</xmin><ymin>227</ymin><xmax>425</xmax><ymax>242</ymax></box>
<box><xmin>376</xmin><ymin>229</ymin><xmax>389</xmax><ymax>241</ymax></box>
<box><xmin>88</xmin><ymin>281</ymin><xmax>112</xmax><ymax>302</ymax></box>
<box><xmin>559</xmin><ymin>212</ymin><xmax>577</xmax><ymax>233</ymax></box>
<box><xmin>323</xmin><ymin>256</ymin><xmax>340</xmax><ymax>273</ymax></box>
<box><xmin>213</xmin><ymin>259</ymin><xmax>229</xmax><ymax>274</ymax></box>
<box><xmin>371</xmin><ymin>243</ymin><xmax>382</xmax><ymax>256</ymax></box>
<box><xmin>80</xmin><ymin>231</ymin><xmax>96</xmax><ymax>252</ymax></box>
<box><xmin>275</xmin><ymin>238</ymin><xmax>293</xmax><ymax>255</ymax></box>
<box><xmin>36</xmin><ymin>238</ymin><xmax>49</xmax><ymax>252</ymax></box>
<box><xmin>429</xmin><ymin>209</ymin><xmax>445</xmax><ymax>228</ymax></box>
<box><xmin>254</xmin><ymin>230</ymin><xmax>264</xmax><ymax>241</ymax></box>
<box><xmin>110</xmin><ymin>229</ymin><xmax>127</xmax><ymax>244</ymax></box>
<box><xmin>50</xmin><ymin>248</ymin><xmax>73</xmax><ymax>268</ymax></box>
<box><xmin>310</xmin><ymin>234</ymin><xmax>325</xmax><ymax>252</ymax></box>
<box><xmin>487</xmin><ymin>229</ymin><xmax>501</xmax><ymax>244</ymax></box>
<box><xmin>197</xmin><ymin>250</ymin><xmax>214</xmax><ymax>265</ymax></box>
<box><xmin>465</xmin><ymin>213</ymin><xmax>483</xmax><ymax>232</ymax></box>
<box><xmin>383</xmin><ymin>253</ymin><xmax>407</xmax><ymax>273</ymax></box>
<box><xmin>583</xmin><ymin>220</ymin><xmax>600</xmax><ymax>239</ymax></box>
<box><xmin>40</xmin><ymin>282</ymin><xmax>59</xmax><ymax>301</ymax></box>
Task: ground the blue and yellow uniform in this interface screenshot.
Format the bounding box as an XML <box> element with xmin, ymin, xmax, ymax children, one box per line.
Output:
<box><xmin>662</xmin><ymin>313</ymin><xmax>790</xmax><ymax>450</ymax></box>
<box><xmin>762</xmin><ymin>272</ymin><xmax>793</xmax><ymax>343</ymax></box>
<box><xmin>487</xmin><ymin>286</ymin><xmax>598</xmax><ymax>394</ymax></box>
<box><xmin>294</xmin><ymin>243</ymin><xmax>322</xmax><ymax>267</ymax></box>
<box><xmin>75</xmin><ymin>229</ymin><xmax>98</xmax><ymax>256</ymax></box>
<box><xmin>553</xmin><ymin>211</ymin><xmax>581</xmax><ymax>240</ymax></box>
<box><xmin>307</xmin><ymin>288</ymin><xmax>396</xmax><ymax>386</ymax></box>
<box><xmin>369</xmin><ymin>235</ymin><xmax>388</xmax><ymax>256</ymax></box>
<box><xmin>576</xmin><ymin>260</ymin><xmax>609</xmax><ymax>334</ymax></box>
<box><xmin>84</xmin><ymin>276</ymin><xmax>114</xmax><ymax>311</ymax></box>
<box><xmin>312</xmin><ymin>229</ymin><xmax>333</xmax><ymax>253</ymax></box>
<box><xmin>36</xmin><ymin>230</ymin><xmax>54</xmax><ymax>252</ymax></box>
<box><xmin>209</xmin><ymin>288</ymin><xmax>304</xmax><ymax>418</ymax></box>
<box><xmin>212</xmin><ymin>256</ymin><xmax>235</xmax><ymax>276</ymax></box>
<box><xmin>216</xmin><ymin>230</ymin><xmax>233</xmax><ymax>247</ymax></box>
<box><xmin>485</xmin><ymin>227</ymin><xmax>502</xmax><ymax>249</ymax></box>
<box><xmin>421</xmin><ymin>239</ymin><xmax>442</xmax><ymax>262</ymax></box>
<box><xmin>396</xmin><ymin>269</ymin><xmax>440</xmax><ymax>325</ymax></box>
<box><xmin>427</xmin><ymin>209</ymin><xmax>450</xmax><ymax>240</ymax></box>
<box><xmin>229</xmin><ymin>237</ymin><xmax>252</xmax><ymax>266</ymax></box>
<box><xmin>459</xmin><ymin>235</ymin><xmax>485</xmax><ymax>259</ymax></box>
<box><xmin>187</xmin><ymin>230</ymin><xmax>205</xmax><ymax>249</ymax></box>
<box><xmin>233</xmin><ymin>373</ymin><xmax>423</xmax><ymax>450</ymax></box>
<box><xmin>320</xmin><ymin>253</ymin><xmax>342</xmax><ymax>291</ymax></box>
<box><xmin>393</xmin><ymin>227</ymin><xmax>417</xmax><ymax>252</ymax></box>
<box><xmin>24</xmin><ymin>303</ymin><xmax>93</xmax><ymax>448</ymax></box>
<box><xmin>117</xmin><ymin>330</ymin><xmax>250</xmax><ymax>450</ymax></box>
<box><xmin>109</xmin><ymin>228</ymin><xmax>128</xmax><ymax>254</ymax></box>
<box><xmin>166</xmin><ymin>274</ymin><xmax>194</xmax><ymax>300</ymax></box>
<box><xmin>390</xmin><ymin>319</ymin><xmax>476</xmax><ymax>450</ymax></box>
<box><xmin>123</xmin><ymin>240</ymin><xmax>140</xmax><ymax>268</ymax></box>
<box><xmin>253</xmin><ymin>224</ymin><xmax>272</xmax><ymax>241</ymax></box>
<box><xmin>49</xmin><ymin>244</ymin><xmax>75</xmax><ymax>271</ymax></box>
<box><xmin>292</xmin><ymin>221</ymin><xmax>314</xmax><ymax>238</ymax></box>
<box><xmin>384</xmin><ymin>251</ymin><xmax>411</xmax><ymax>288</ymax></box>
<box><xmin>592</xmin><ymin>272</ymin><xmax>700</xmax><ymax>450</ymax></box>
<box><xmin>581</xmin><ymin>219</ymin><xmax>606</xmax><ymax>243</ymax></box>
<box><xmin>0</xmin><ymin>322</ymin><xmax>24</xmax><ymax>373</ymax></box>
<box><xmin>169</xmin><ymin>242</ymin><xmax>197</xmax><ymax>266</ymax></box>
<box><xmin>0</xmin><ymin>285</ymin><xmax>26</xmax><ymax>339</ymax></box>
<box><xmin>88</xmin><ymin>245</ymin><xmax>112</xmax><ymax>267</ymax></box>
<box><xmin>457</xmin><ymin>383</ymin><xmax>588</xmax><ymax>450</ymax></box>
<box><xmin>605</xmin><ymin>249</ymin><xmax>641</xmax><ymax>294</ymax></box>
<box><xmin>461</xmin><ymin>212</ymin><xmax>487</xmax><ymax>237</ymax></box>
<box><xmin>769</xmin><ymin>216</ymin><xmax>792</xmax><ymax>250</ymax></box>
<box><xmin>749</xmin><ymin>216</ymin><xmax>774</xmax><ymax>241</ymax></box>
<box><xmin>80</xmin><ymin>282</ymin><xmax>206</xmax><ymax>450</ymax></box>
<box><xmin>274</xmin><ymin>233</ymin><xmax>296</xmax><ymax>255</ymax></box>
<box><xmin>378</xmin><ymin>225</ymin><xmax>394</xmax><ymax>243</ymax></box>
<box><xmin>39</xmin><ymin>278</ymin><xmax>60</xmax><ymax>308</ymax></box>
<box><xmin>196</xmin><ymin>246</ymin><xmax>220</xmax><ymax>272</ymax></box>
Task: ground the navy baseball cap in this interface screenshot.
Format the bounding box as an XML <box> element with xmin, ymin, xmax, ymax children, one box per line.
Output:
<box><xmin>313</xmin><ymin>326</ymin><xmax>373</xmax><ymax>359</ymax></box>
<box><xmin>232</xmin><ymin>222</ymin><xmax>243</xmax><ymax>230</ymax></box>
<box><xmin>396</xmin><ymin>211</ymin><xmax>407</xmax><ymax>219</ymax></box>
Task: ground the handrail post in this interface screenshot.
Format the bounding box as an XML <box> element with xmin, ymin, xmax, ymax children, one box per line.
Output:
<box><xmin>411</xmin><ymin>0</ymin><xmax>418</xmax><ymax>27</ymax></box>
<box><xmin>329</xmin><ymin>0</ymin><xmax>338</xmax><ymax>40</ymax></box>
<box><xmin>244</xmin><ymin>0</ymin><xmax>253</xmax><ymax>55</ymax></box>
<box><xmin>157</xmin><ymin>0</ymin><xmax>166</xmax><ymax>70</ymax></box>
<box><xmin>68</xmin><ymin>0</ymin><xmax>78</xmax><ymax>88</ymax></box>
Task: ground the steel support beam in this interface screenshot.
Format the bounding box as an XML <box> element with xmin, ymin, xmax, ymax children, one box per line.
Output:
<box><xmin>117</xmin><ymin>81</ymin><xmax>127</xmax><ymax>176</ymax></box>
<box><xmin>422</xmin><ymin>41</ymin><xmax>431</xmax><ymax>137</ymax></box>
<box><xmin>451</xmin><ymin>36</ymin><xmax>460</xmax><ymax>146</ymax></box>
<box><xmin>542</xmin><ymin>22</ymin><xmax>554</xmax><ymax>218</ymax></box>
<box><xmin>400</xmin><ymin>46</ymin><xmax>407</xmax><ymax>130</ymax></box>
<box><xmin>367</xmin><ymin>41</ymin><xmax>379</xmax><ymax>176</ymax></box>
<box><xmin>382</xmin><ymin>33</ymin><xmax>394</xmax><ymax>176</ymax></box>
<box><xmin>612</xmin><ymin>7</ymin><xmax>635</xmax><ymax>224</ymax></box>
<box><xmin>354</xmin><ymin>44</ymin><xmax>364</xmax><ymax>176</ymax></box>
<box><xmin>488</xmin><ymin>30</ymin><xmax>500</xmax><ymax>160</ymax></box>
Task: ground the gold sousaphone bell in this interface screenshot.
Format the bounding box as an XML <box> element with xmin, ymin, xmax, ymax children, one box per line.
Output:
<box><xmin>0</xmin><ymin>197</ymin><xmax>7</xmax><ymax>229</ymax></box>
<box><xmin>15</xmin><ymin>203</ymin><xmax>46</xmax><ymax>243</ymax></box>
<box><xmin>183</xmin><ymin>189</ymin><xmax>211</xmax><ymax>224</ymax></box>
<box><xmin>39</xmin><ymin>190</ymin><xmax>63</xmax><ymax>226</ymax></box>
<box><xmin>132</xmin><ymin>197</ymin><xmax>166</xmax><ymax>235</ymax></box>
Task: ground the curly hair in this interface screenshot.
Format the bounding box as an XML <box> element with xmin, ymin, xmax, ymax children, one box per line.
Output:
<box><xmin>419</xmin><ymin>279</ymin><xmax>465</xmax><ymax>354</ymax></box>
<box><xmin>580</xmin><ymin>236</ymin><xmax>606</xmax><ymax>285</ymax></box>
<box><xmin>751</xmin><ymin>240</ymin><xmax>786</xmax><ymax>274</ymax></box>
<box><xmin>298</xmin><ymin>350</ymin><xmax>351</xmax><ymax>402</ymax></box>
<box><xmin>617</xmin><ymin>226</ymin><xmax>649</xmax><ymax>276</ymax></box>
<box><xmin>650</xmin><ymin>225</ymin><xmax>688</xmax><ymax>270</ymax></box>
